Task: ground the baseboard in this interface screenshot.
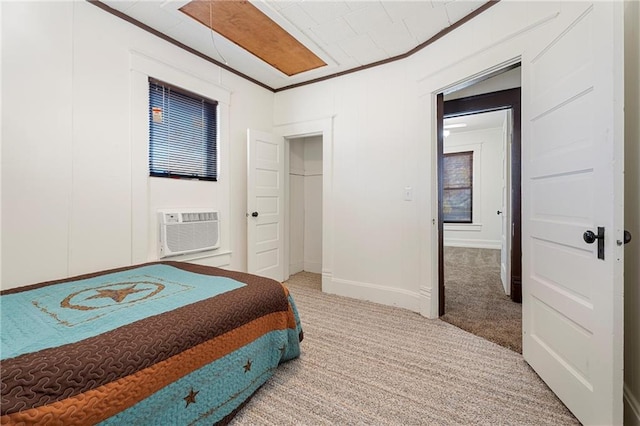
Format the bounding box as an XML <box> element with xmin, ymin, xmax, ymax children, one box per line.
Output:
<box><xmin>625</xmin><ymin>382</ymin><xmax>640</xmax><ymax>426</ymax></box>
<box><xmin>444</xmin><ymin>239</ymin><xmax>501</xmax><ymax>250</ymax></box>
<box><xmin>419</xmin><ymin>285</ymin><xmax>436</xmax><ymax>318</ymax></box>
<box><xmin>303</xmin><ymin>261</ymin><xmax>322</xmax><ymax>274</ymax></box>
<box><xmin>321</xmin><ymin>271</ymin><xmax>332</xmax><ymax>293</ymax></box>
<box><xmin>323</xmin><ymin>276</ymin><xmax>420</xmax><ymax>312</ymax></box>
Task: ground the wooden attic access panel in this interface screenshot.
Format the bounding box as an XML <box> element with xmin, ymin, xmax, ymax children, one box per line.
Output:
<box><xmin>180</xmin><ymin>0</ymin><xmax>327</xmax><ymax>76</ymax></box>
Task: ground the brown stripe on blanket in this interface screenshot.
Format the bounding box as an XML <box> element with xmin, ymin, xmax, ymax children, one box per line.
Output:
<box><xmin>0</xmin><ymin>262</ymin><xmax>289</xmax><ymax>415</ymax></box>
<box><xmin>0</xmin><ymin>310</ymin><xmax>296</xmax><ymax>425</ymax></box>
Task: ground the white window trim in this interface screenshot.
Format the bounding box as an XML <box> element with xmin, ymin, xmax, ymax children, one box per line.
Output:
<box><xmin>129</xmin><ymin>51</ymin><xmax>231</xmax><ymax>264</ymax></box>
<box><xmin>443</xmin><ymin>141</ymin><xmax>482</xmax><ymax>227</ymax></box>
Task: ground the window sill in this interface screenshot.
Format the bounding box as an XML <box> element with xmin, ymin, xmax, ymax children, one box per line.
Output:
<box><xmin>444</xmin><ymin>223</ymin><xmax>482</xmax><ymax>232</ymax></box>
<box><xmin>162</xmin><ymin>249</ymin><xmax>232</xmax><ymax>267</ymax></box>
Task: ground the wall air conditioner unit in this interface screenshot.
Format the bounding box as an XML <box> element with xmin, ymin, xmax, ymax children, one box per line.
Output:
<box><xmin>158</xmin><ymin>210</ymin><xmax>220</xmax><ymax>258</ymax></box>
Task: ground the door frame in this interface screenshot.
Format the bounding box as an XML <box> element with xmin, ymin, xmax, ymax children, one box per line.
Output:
<box><xmin>275</xmin><ymin>118</ymin><xmax>334</xmax><ymax>286</ymax></box>
<box><xmin>437</xmin><ymin>87</ymin><xmax>522</xmax><ymax>315</ymax></box>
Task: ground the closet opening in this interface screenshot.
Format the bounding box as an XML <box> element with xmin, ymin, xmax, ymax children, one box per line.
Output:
<box><xmin>287</xmin><ymin>136</ymin><xmax>323</xmax><ymax>279</ymax></box>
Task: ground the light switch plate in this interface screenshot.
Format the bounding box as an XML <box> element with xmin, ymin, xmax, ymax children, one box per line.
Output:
<box><xmin>404</xmin><ymin>186</ymin><xmax>413</xmax><ymax>201</ymax></box>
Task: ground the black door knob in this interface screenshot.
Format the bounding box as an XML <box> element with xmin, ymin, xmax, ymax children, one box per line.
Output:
<box><xmin>584</xmin><ymin>227</ymin><xmax>605</xmax><ymax>260</ymax></box>
<box><xmin>624</xmin><ymin>230</ymin><xmax>632</xmax><ymax>244</ymax></box>
<box><xmin>583</xmin><ymin>230</ymin><xmax>597</xmax><ymax>244</ymax></box>
<box><xmin>251</xmin><ymin>211</ymin><xmax>259</xmax><ymax>218</ymax></box>
<box><xmin>497</xmin><ymin>210</ymin><xmax>503</xmax><ymax>215</ymax></box>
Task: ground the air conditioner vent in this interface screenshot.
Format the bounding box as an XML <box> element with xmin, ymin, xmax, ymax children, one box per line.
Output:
<box><xmin>181</xmin><ymin>211</ymin><xmax>218</xmax><ymax>222</ymax></box>
<box><xmin>158</xmin><ymin>210</ymin><xmax>220</xmax><ymax>258</ymax></box>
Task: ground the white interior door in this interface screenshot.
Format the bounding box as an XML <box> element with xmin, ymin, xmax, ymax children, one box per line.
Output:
<box><xmin>521</xmin><ymin>2</ymin><xmax>624</xmax><ymax>425</ymax></box>
<box><xmin>500</xmin><ymin>111</ymin><xmax>511</xmax><ymax>295</ymax></box>
<box><xmin>247</xmin><ymin>129</ymin><xmax>285</xmax><ymax>282</ymax></box>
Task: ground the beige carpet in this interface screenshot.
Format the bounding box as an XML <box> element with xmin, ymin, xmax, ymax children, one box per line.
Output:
<box><xmin>441</xmin><ymin>247</ymin><xmax>522</xmax><ymax>353</ymax></box>
<box><xmin>230</xmin><ymin>272</ymin><xmax>578</xmax><ymax>425</ymax></box>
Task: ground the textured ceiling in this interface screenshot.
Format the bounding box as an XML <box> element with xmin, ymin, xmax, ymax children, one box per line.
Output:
<box><xmin>445</xmin><ymin>109</ymin><xmax>507</xmax><ymax>136</ymax></box>
<box><xmin>98</xmin><ymin>0</ymin><xmax>494</xmax><ymax>91</ymax></box>
<box><xmin>180</xmin><ymin>1</ymin><xmax>327</xmax><ymax>76</ymax></box>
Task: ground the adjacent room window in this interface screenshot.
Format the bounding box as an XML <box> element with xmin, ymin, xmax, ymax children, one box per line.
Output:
<box><xmin>443</xmin><ymin>151</ymin><xmax>473</xmax><ymax>223</ymax></box>
<box><xmin>148</xmin><ymin>78</ymin><xmax>218</xmax><ymax>181</ymax></box>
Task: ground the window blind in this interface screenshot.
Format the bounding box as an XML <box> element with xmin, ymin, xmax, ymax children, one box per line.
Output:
<box><xmin>148</xmin><ymin>78</ymin><xmax>218</xmax><ymax>181</ymax></box>
<box><xmin>443</xmin><ymin>151</ymin><xmax>473</xmax><ymax>223</ymax></box>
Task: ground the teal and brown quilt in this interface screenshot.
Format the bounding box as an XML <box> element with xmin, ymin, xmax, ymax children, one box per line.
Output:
<box><xmin>0</xmin><ymin>261</ymin><xmax>302</xmax><ymax>425</ymax></box>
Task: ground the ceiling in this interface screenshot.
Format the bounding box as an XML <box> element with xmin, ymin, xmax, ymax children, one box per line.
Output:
<box><xmin>97</xmin><ymin>0</ymin><xmax>494</xmax><ymax>91</ymax></box>
<box><xmin>444</xmin><ymin>109</ymin><xmax>506</xmax><ymax>136</ymax></box>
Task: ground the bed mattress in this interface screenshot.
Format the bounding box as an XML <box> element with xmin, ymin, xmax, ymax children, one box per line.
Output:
<box><xmin>0</xmin><ymin>261</ymin><xmax>302</xmax><ymax>425</ymax></box>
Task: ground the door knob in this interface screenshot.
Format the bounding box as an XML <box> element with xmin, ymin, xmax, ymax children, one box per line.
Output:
<box><xmin>251</xmin><ymin>211</ymin><xmax>259</xmax><ymax>218</ymax></box>
<box><xmin>618</xmin><ymin>230</ymin><xmax>632</xmax><ymax>246</ymax></box>
<box><xmin>583</xmin><ymin>230</ymin><xmax>599</xmax><ymax>244</ymax></box>
<box><xmin>497</xmin><ymin>210</ymin><xmax>503</xmax><ymax>215</ymax></box>
<box><xmin>583</xmin><ymin>227</ymin><xmax>605</xmax><ymax>260</ymax></box>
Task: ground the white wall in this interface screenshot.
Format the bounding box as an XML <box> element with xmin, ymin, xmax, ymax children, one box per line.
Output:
<box><xmin>289</xmin><ymin>136</ymin><xmax>322</xmax><ymax>275</ymax></box>
<box><xmin>0</xmin><ymin>1</ymin><xmax>3</xmax><ymax>284</ymax></box>
<box><xmin>274</xmin><ymin>2</ymin><xmax>634</xmax><ymax>324</ymax></box>
<box><xmin>289</xmin><ymin>139</ymin><xmax>305</xmax><ymax>275</ymax></box>
<box><xmin>1</xmin><ymin>2</ymin><xmax>638</xmax><ymax>422</ymax></box>
<box><xmin>274</xmin><ymin>1</ymin><xmax>566</xmax><ymax>314</ymax></box>
<box><xmin>274</xmin><ymin>2</ymin><xmax>638</xmax><ymax>421</ymax></box>
<box><xmin>624</xmin><ymin>1</ymin><xmax>640</xmax><ymax>424</ymax></box>
<box><xmin>275</xmin><ymin>63</ymin><xmax>425</xmax><ymax>311</ymax></box>
<box><xmin>1</xmin><ymin>1</ymin><xmax>274</xmax><ymax>289</ymax></box>
<box><xmin>2</xmin><ymin>1</ymin><xmax>74</xmax><ymax>287</ymax></box>
<box><xmin>443</xmin><ymin>126</ymin><xmax>504</xmax><ymax>249</ymax></box>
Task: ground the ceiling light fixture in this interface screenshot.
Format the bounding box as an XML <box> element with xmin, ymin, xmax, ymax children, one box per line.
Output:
<box><xmin>443</xmin><ymin>123</ymin><xmax>467</xmax><ymax>129</ymax></box>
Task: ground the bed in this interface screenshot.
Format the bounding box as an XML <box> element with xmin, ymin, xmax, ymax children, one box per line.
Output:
<box><xmin>0</xmin><ymin>261</ymin><xmax>303</xmax><ymax>425</ymax></box>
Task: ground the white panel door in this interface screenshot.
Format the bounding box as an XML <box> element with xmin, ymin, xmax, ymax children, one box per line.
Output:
<box><xmin>247</xmin><ymin>129</ymin><xmax>284</xmax><ymax>282</ymax></box>
<box><xmin>521</xmin><ymin>2</ymin><xmax>624</xmax><ymax>425</ymax></box>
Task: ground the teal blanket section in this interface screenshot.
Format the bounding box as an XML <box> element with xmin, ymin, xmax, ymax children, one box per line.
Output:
<box><xmin>99</xmin><ymin>328</ymin><xmax>301</xmax><ymax>426</ymax></box>
<box><xmin>287</xmin><ymin>292</ymin><xmax>303</xmax><ymax>359</ymax></box>
<box><xmin>0</xmin><ymin>265</ymin><xmax>246</xmax><ymax>360</ymax></box>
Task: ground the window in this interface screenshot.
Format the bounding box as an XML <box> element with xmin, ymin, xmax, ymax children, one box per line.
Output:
<box><xmin>148</xmin><ymin>78</ymin><xmax>218</xmax><ymax>181</ymax></box>
<box><xmin>443</xmin><ymin>151</ymin><xmax>473</xmax><ymax>223</ymax></box>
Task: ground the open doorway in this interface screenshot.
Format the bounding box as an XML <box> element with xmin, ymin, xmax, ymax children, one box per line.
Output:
<box><xmin>287</xmin><ymin>136</ymin><xmax>323</xmax><ymax>284</ymax></box>
<box><xmin>272</xmin><ymin>117</ymin><xmax>332</xmax><ymax>288</ymax></box>
<box><xmin>440</xmin><ymin>108</ymin><xmax>521</xmax><ymax>352</ymax></box>
<box><xmin>437</xmin><ymin>76</ymin><xmax>522</xmax><ymax>352</ymax></box>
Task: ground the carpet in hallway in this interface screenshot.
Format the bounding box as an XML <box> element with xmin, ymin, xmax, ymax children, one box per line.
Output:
<box><xmin>441</xmin><ymin>247</ymin><xmax>522</xmax><ymax>353</ymax></box>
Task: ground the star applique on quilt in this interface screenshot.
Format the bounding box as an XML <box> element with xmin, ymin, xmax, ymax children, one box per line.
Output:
<box><xmin>184</xmin><ymin>388</ymin><xmax>199</xmax><ymax>408</ymax></box>
<box><xmin>86</xmin><ymin>285</ymin><xmax>150</xmax><ymax>303</ymax></box>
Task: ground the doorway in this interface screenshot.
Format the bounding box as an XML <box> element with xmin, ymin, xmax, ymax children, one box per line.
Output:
<box><xmin>437</xmin><ymin>85</ymin><xmax>522</xmax><ymax>351</ymax></box>
<box><xmin>288</xmin><ymin>136</ymin><xmax>323</xmax><ymax>278</ymax></box>
<box><xmin>440</xmin><ymin>108</ymin><xmax>521</xmax><ymax>352</ymax></box>
<box><xmin>269</xmin><ymin>117</ymin><xmax>332</xmax><ymax>286</ymax></box>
